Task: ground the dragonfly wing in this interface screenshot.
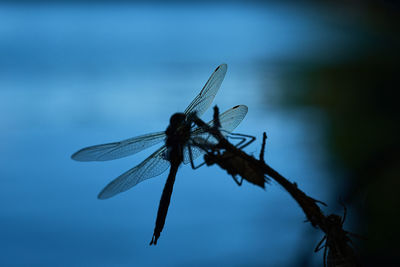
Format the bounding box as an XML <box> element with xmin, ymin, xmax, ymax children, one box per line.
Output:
<box><xmin>216</xmin><ymin>104</ymin><xmax>248</xmax><ymax>134</ymax></box>
<box><xmin>183</xmin><ymin>145</ymin><xmax>204</xmax><ymax>164</ymax></box>
<box><xmin>183</xmin><ymin>105</ymin><xmax>248</xmax><ymax>164</ymax></box>
<box><xmin>184</xmin><ymin>64</ymin><xmax>227</xmax><ymax>117</ymax></box>
<box><xmin>71</xmin><ymin>131</ymin><xmax>165</xmax><ymax>162</ymax></box>
<box><xmin>190</xmin><ymin>104</ymin><xmax>248</xmax><ymax>138</ymax></box>
<box><xmin>98</xmin><ymin>146</ymin><xmax>170</xmax><ymax>199</ymax></box>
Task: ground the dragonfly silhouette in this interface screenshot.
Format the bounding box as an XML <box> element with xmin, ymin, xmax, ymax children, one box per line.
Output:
<box><xmin>71</xmin><ymin>64</ymin><xmax>248</xmax><ymax>245</ymax></box>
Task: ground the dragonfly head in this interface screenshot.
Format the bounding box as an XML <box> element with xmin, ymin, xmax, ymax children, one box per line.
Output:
<box><xmin>169</xmin><ymin>113</ymin><xmax>187</xmax><ymax>127</ymax></box>
<box><xmin>166</xmin><ymin>113</ymin><xmax>190</xmax><ymax>138</ymax></box>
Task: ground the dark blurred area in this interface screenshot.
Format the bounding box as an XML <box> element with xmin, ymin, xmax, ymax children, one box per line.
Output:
<box><xmin>270</xmin><ymin>1</ymin><xmax>399</xmax><ymax>266</ymax></box>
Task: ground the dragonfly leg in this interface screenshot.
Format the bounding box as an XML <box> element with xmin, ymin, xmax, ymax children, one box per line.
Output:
<box><xmin>323</xmin><ymin>245</ymin><xmax>328</xmax><ymax>267</ymax></box>
<box><xmin>188</xmin><ymin>144</ymin><xmax>198</xmax><ymax>169</ymax></box>
<box><xmin>339</xmin><ymin>198</ymin><xmax>347</xmax><ymax>226</ymax></box>
<box><xmin>224</xmin><ymin>131</ymin><xmax>255</xmax><ymax>149</ymax></box>
<box><xmin>187</xmin><ymin>143</ymin><xmax>208</xmax><ymax>169</ymax></box>
<box><xmin>231</xmin><ymin>175</ymin><xmax>243</xmax><ymax>186</ymax></box>
<box><xmin>226</xmin><ymin>135</ymin><xmax>246</xmax><ymax>147</ymax></box>
<box><xmin>192</xmin><ymin>161</ymin><xmax>207</xmax><ymax>170</ymax></box>
<box><xmin>315</xmin><ymin>235</ymin><xmax>327</xmax><ymax>252</ymax></box>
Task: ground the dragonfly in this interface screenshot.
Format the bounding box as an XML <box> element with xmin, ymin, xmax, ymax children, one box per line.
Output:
<box><xmin>71</xmin><ymin>64</ymin><xmax>248</xmax><ymax>245</ymax></box>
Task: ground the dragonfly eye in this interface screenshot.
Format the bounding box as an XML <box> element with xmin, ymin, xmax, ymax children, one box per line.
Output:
<box><xmin>169</xmin><ymin>113</ymin><xmax>186</xmax><ymax>126</ymax></box>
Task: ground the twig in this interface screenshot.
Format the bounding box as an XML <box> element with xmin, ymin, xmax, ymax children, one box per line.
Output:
<box><xmin>191</xmin><ymin>106</ymin><xmax>361</xmax><ymax>266</ymax></box>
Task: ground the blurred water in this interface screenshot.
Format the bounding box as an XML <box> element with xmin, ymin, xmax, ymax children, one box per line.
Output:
<box><xmin>0</xmin><ymin>2</ymin><xmax>350</xmax><ymax>266</ymax></box>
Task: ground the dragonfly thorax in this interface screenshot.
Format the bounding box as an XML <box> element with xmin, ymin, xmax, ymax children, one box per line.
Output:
<box><xmin>165</xmin><ymin>113</ymin><xmax>191</xmax><ymax>149</ymax></box>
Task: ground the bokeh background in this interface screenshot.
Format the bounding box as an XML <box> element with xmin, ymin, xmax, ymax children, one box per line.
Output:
<box><xmin>1</xmin><ymin>1</ymin><xmax>398</xmax><ymax>266</ymax></box>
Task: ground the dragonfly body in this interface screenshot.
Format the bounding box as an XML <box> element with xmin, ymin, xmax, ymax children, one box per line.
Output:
<box><xmin>150</xmin><ymin>113</ymin><xmax>191</xmax><ymax>245</ymax></box>
<box><xmin>165</xmin><ymin>113</ymin><xmax>191</xmax><ymax>162</ymax></box>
